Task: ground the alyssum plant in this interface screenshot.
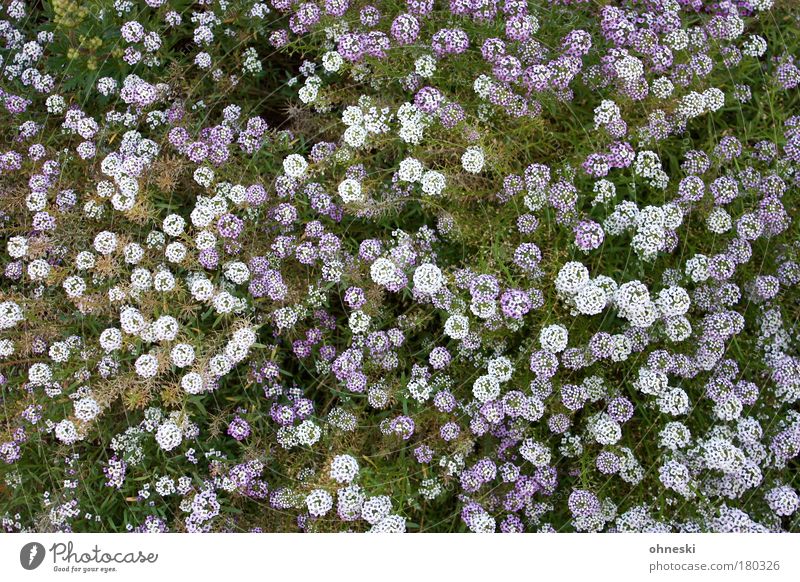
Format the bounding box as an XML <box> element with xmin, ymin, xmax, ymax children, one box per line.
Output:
<box><xmin>1</xmin><ymin>0</ymin><xmax>799</xmax><ymax>533</ymax></box>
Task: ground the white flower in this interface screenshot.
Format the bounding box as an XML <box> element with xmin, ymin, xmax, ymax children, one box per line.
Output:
<box><xmin>47</xmin><ymin>341</ymin><xmax>69</xmax><ymax>362</ymax></box>
<box><xmin>295</xmin><ymin>419</ymin><xmax>321</xmax><ymax>446</ymax></box>
<box><xmin>282</xmin><ymin>154</ymin><xmax>308</xmax><ymax>178</ymax></box>
<box><xmin>540</xmin><ymin>324</ymin><xmax>568</xmax><ymax>353</ymax></box>
<box><xmin>743</xmin><ymin>34</ymin><xmax>767</xmax><ymax>57</ymax></box>
<box><xmin>678</xmin><ymin>91</ymin><xmax>705</xmax><ymax>119</ymax></box>
<box><xmin>152</xmin><ymin>315</ymin><xmax>179</xmax><ymax>341</ymax></box>
<box><xmin>362</xmin><ymin>496</ymin><xmax>392</xmax><ymax>525</ymax></box>
<box><xmin>342</xmin><ymin>106</ymin><xmax>364</xmax><ymax>126</ymax></box>
<box><xmin>470</xmin><ymin>298</ymin><xmax>496</xmax><ymax>319</ymax></box>
<box><xmin>665</xmin><ymin>29</ymin><xmax>689</xmax><ymax>51</ymax></box>
<box><xmin>165</xmin><ymin>241</ymin><xmax>187</xmax><ymax>263</ymax></box>
<box><xmin>195</xmin><ymin>230</ymin><xmax>216</xmax><ymax>250</ymax></box>
<box><xmin>162</xmin><ymin>214</ymin><xmax>186</xmax><ymax>236</ymax></box>
<box><xmin>370</xmin><ymin>257</ymin><xmax>398</xmax><ymax>286</ymax></box>
<box><xmin>421</xmin><ymin>170</ymin><xmax>446</xmax><ymax>196</ymax></box>
<box><xmin>62</xmin><ymin>276</ymin><xmax>86</xmax><ymax>298</ymax></box>
<box><xmin>658</xmin><ymin>387</ymin><xmax>690</xmax><ymax>416</ymax></box>
<box><xmin>369</xmin><ymin>515</ymin><xmax>407</xmax><ymax>533</ymax></box>
<box><xmin>223</xmin><ymin>261</ymin><xmax>250</xmax><ymax>284</ymax></box>
<box><xmin>0</xmin><ymin>301</ymin><xmax>24</xmax><ymax>330</ymax></box>
<box><xmin>0</xmin><ymin>339</ymin><xmax>15</xmax><ymax>358</ymax></box>
<box><xmin>330</xmin><ymin>454</ymin><xmax>360</xmax><ymax>483</ymax></box>
<box><xmin>7</xmin><ymin>236</ymin><xmax>28</xmax><ymax>258</ymax></box>
<box><xmin>461</xmin><ymin>146</ymin><xmax>484</xmax><ymax>173</ymax></box>
<box><xmin>343</xmin><ymin>125</ymin><xmax>367</xmax><ymax>148</ymax></box>
<box><xmin>520</xmin><ymin>438</ymin><xmax>551</xmax><ymax>466</ymax></box>
<box><xmin>655</xmin><ymin>286</ymin><xmax>691</xmax><ymax>317</ymax></box>
<box><xmin>338</xmin><ymin>178</ymin><xmax>364</xmax><ymax>203</ymax></box>
<box><xmin>213</xmin><ymin>291</ymin><xmax>238</xmax><ymax>314</ymax></box>
<box><xmin>27</xmin><ymin>259</ymin><xmax>50</xmax><ymax>281</ymax></box>
<box><xmin>124</xmin><ymin>243</ymin><xmax>145</xmax><ymax>264</ymax></box>
<box><xmin>93</xmin><ymin>231</ymin><xmax>118</xmax><ymax>255</ymax></box>
<box><xmin>588</xmin><ymin>413</ymin><xmax>622</xmax><ymax>445</ymax></box>
<box><xmin>46</xmin><ymin>95</ymin><xmax>66</xmax><ymax>114</ymax></box>
<box><xmin>348</xmin><ymin>310</ymin><xmax>371</xmax><ymax>334</ymax></box>
<box><xmin>444</xmin><ymin>314</ymin><xmax>469</xmax><ymax>340</ymax></box>
<box><xmin>555</xmin><ymin>261</ymin><xmax>590</xmax><ymax>296</ymax></box>
<box><xmin>99</xmin><ymin>328</ymin><xmax>122</xmax><ymax>352</ymax></box>
<box><xmin>75</xmin><ymin>251</ymin><xmax>95</xmax><ymax>270</ymax></box>
<box><xmin>651</xmin><ymin>77</ymin><xmax>674</xmax><ymax>99</ymax></box>
<box><xmin>155</xmin><ymin>421</ymin><xmax>183</xmax><ymax>451</ymax></box>
<box><xmin>306</xmin><ymin>489</ymin><xmax>333</xmax><ymax>517</ymax></box>
<box><xmin>121</xmin><ymin>308</ymin><xmax>147</xmax><ymax>335</ymax></box>
<box><xmin>231</xmin><ymin>327</ymin><xmax>257</xmax><ymax>349</ymax></box>
<box><xmin>472</xmin><ymin>374</ymin><xmax>500</xmax><ymax>402</ymax></box>
<box><xmin>194</xmin><ymin>167</ymin><xmax>215</xmax><ymax>188</ymax></box>
<box><xmin>322</xmin><ymin>51</ymin><xmax>343</xmax><ymax>72</ymax></box>
<box><xmin>413</xmin><ymin>263</ymin><xmax>444</xmax><ymax>294</ymax></box>
<box><xmin>614</xmin><ymin>55</ymin><xmax>643</xmax><ymax>82</ymax></box>
<box><xmin>574</xmin><ymin>283</ymin><xmax>607</xmax><ymax>315</ymax></box>
<box><xmin>298</xmin><ymin>84</ymin><xmax>318</xmax><ymax>104</ymax></box>
<box><xmin>190</xmin><ymin>278</ymin><xmax>215</xmax><ymax>301</ymax></box>
<box><xmin>181</xmin><ymin>372</ymin><xmax>205</xmax><ymax>395</ymax></box>
<box><xmin>223</xmin><ymin>339</ymin><xmax>250</xmax><ymax>364</ymax></box>
<box><xmin>664</xmin><ymin>316</ymin><xmax>692</xmax><ymax>342</ymax></box>
<box><xmin>28</xmin><ymin>362</ymin><xmax>52</xmax><ymax>386</ymax></box>
<box><xmin>487</xmin><ymin>356</ymin><xmax>514</xmax><ymax>382</ymax></box>
<box><xmin>74</xmin><ymin>397</ymin><xmax>100</xmax><ymax>422</ymax></box>
<box><xmin>415</xmin><ymin>55</ymin><xmax>437</xmax><ymax>77</ymax></box>
<box><xmin>685</xmin><ymin>254</ymin><xmax>709</xmax><ymax>283</ymax></box>
<box><xmin>135</xmin><ymin>353</ymin><xmax>159</xmax><ymax>378</ymax></box>
<box><xmin>397</xmin><ymin>158</ymin><xmax>424</xmax><ymax>182</ymax></box>
<box><xmin>209</xmin><ymin>354</ymin><xmax>234</xmax><ymax>376</ymax></box>
<box><xmin>702</xmin><ymin>87</ymin><xmax>725</xmax><ymax>112</ymax></box>
<box><xmin>706</xmin><ymin>207</ymin><xmax>732</xmax><ymax>234</ymax></box>
<box><xmin>54</xmin><ymin>420</ymin><xmax>79</xmax><ymax>444</ymax></box>
<box><xmin>593</xmin><ymin>99</ymin><xmax>620</xmax><ymax>127</ymax></box>
<box><xmin>168</xmin><ymin>343</ymin><xmax>194</xmax><ymax>368</ymax></box>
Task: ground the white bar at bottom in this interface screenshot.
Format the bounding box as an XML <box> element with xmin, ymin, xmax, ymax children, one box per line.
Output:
<box><xmin>0</xmin><ymin>533</ymin><xmax>796</xmax><ymax>581</ymax></box>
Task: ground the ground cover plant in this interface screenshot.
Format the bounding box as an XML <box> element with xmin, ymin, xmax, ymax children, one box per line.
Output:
<box><xmin>1</xmin><ymin>0</ymin><xmax>799</xmax><ymax>533</ymax></box>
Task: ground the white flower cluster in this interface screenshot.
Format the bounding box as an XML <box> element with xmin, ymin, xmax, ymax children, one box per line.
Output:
<box><xmin>593</xmin><ymin>99</ymin><xmax>621</xmax><ymax>129</ymax></box>
<box><xmin>298</xmin><ymin>75</ymin><xmax>322</xmax><ymax>104</ymax></box>
<box><xmin>743</xmin><ymin>34</ymin><xmax>767</xmax><ymax>57</ymax></box>
<box><xmin>341</xmin><ymin>96</ymin><xmax>391</xmax><ymax>149</ymax></box>
<box><xmin>338</xmin><ymin>178</ymin><xmax>364</xmax><ymax>204</ymax></box>
<box><xmin>555</xmin><ymin>261</ymin><xmax>614</xmax><ymax>316</ymax></box>
<box><xmin>155</xmin><ymin>420</ymin><xmax>183</xmax><ymax>451</ymax></box>
<box><xmin>633</xmin><ymin>150</ymin><xmax>669</xmax><ymax>189</ymax></box>
<box><xmin>282</xmin><ymin>154</ymin><xmax>308</xmax><ymax>179</ymax></box>
<box><xmin>604</xmin><ymin>200</ymin><xmax>683</xmax><ymax>262</ymax></box>
<box><xmin>0</xmin><ymin>301</ymin><xmax>24</xmax><ymax>329</ymax></box>
<box><xmin>97</xmin><ymin>131</ymin><xmax>159</xmax><ymax>213</ymax></box>
<box><xmin>461</xmin><ymin>146</ymin><xmax>485</xmax><ymax>174</ymax></box>
<box><xmin>329</xmin><ymin>454</ymin><xmax>360</xmax><ymax>483</ymax></box>
<box><xmin>592</xmin><ymin>179</ymin><xmax>616</xmax><ymax>206</ymax></box>
<box><xmin>395</xmin><ymin>157</ymin><xmax>447</xmax><ymax>196</ymax></box>
<box><xmin>412</xmin><ymin>263</ymin><xmax>444</xmax><ymax>295</ymax></box>
<box><xmin>677</xmin><ymin>88</ymin><xmax>725</xmax><ymax>120</ymax></box>
<box><xmin>277</xmin><ymin>419</ymin><xmax>322</xmax><ymax>449</ymax></box>
<box><xmin>539</xmin><ymin>324</ymin><xmax>569</xmax><ymax>353</ymax></box>
<box><xmin>397</xmin><ymin>102</ymin><xmax>431</xmax><ymax>145</ymax></box>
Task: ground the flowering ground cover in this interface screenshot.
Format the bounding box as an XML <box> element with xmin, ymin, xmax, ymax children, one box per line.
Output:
<box><xmin>1</xmin><ymin>0</ymin><xmax>799</xmax><ymax>533</ymax></box>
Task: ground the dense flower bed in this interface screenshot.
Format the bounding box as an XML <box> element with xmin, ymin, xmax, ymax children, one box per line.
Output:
<box><xmin>1</xmin><ymin>0</ymin><xmax>799</xmax><ymax>533</ymax></box>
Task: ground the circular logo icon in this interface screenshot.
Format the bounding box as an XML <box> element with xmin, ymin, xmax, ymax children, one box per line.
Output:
<box><xmin>20</xmin><ymin>542</ymin><xmax>46</xmax><ymax>570</ymax></box>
